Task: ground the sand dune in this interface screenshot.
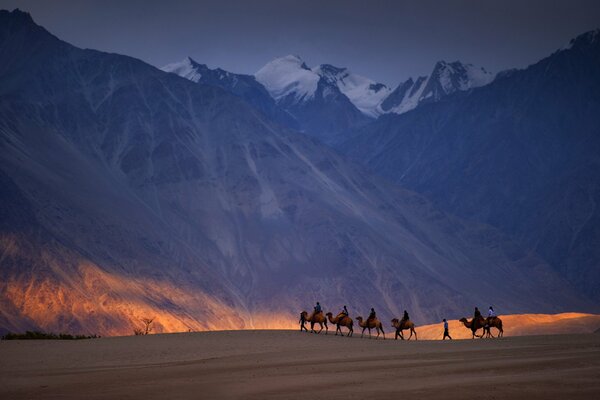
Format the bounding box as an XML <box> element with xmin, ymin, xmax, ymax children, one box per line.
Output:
<box><xmin>2</xmin><ymin>327</ymin><xmax>600</xmax><ymax>399</ymax></box>
<box><xmin>414</xmin><ymin>312</ymin><xmax>600</xmax><ymax>340</ymax></box>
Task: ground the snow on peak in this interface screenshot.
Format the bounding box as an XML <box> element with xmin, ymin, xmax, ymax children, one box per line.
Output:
<box><xmin>161</xmin><ymin>57</ymin><xmax>203</xmax><ymax>83</ymax></box>
<box><xmin>384</xmin><ymin>61</ymin><xmax>495</xmax><ymax>115</ymax></box>
<box><xmin>255</xmin><ymin>55</ymin><xmax>320</xmax><ymax>101</ymax></box>
<box><xmin>433</xmin><ymin>60</ymin><xmax>495</xmax><ymax>92</ymax></box>
<box><xmin>314</xmin><ymin>64</ymin><xmax>390</xmax><ymax>117</ymax></box>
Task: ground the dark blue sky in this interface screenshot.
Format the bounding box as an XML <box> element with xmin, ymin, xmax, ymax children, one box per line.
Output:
<box><xmin>1</xmin><ymin>0</ymin><xmax>599</xmax><ymax>85</ymax></box>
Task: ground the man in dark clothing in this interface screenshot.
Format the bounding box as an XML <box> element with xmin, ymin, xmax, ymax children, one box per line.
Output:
<box><xmin>341</xmin><ymin>305</ymin><xmax>349</xmax><ymax>316</ymax></box>
<box><xmin>367</xmin><ymin>308</ymin><xmax>376</xmax><ymax>322</ymax></box>
<box><xmin>402</xmin><ymin>310</ymin><xmax>409</xmax><ymax>322</ymax></box>
<box><xmin>299</xmin><ymin>312</ymin><xmax>307</xmax><ymax>332</ymax></box>
<box><xmin>442</xmin><ymin>319</ymin><xmax>452</xmax><ymax>340</ymax></box>
<box><xmin>473</xmin><ymin>307</ymin><xmax>482</xmax><ymax>334</ymax></box>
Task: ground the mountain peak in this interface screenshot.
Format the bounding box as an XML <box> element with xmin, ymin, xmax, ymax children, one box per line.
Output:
<box><xmin>568</xmin><ymin>28</ymin><xmax>600</xmax><ymax>49</ymax></box>
<box><xmin>161</xmin><ymin>57</ymin><xmax>203</xmax><ymax>82</ymax></box>
<box><xmin>255</xmin><ymin>55</ymin><xmax>319</xmax><ymax>101</ymax></box>
<box><xmin>0</xmin><ymin>9</ymin><xmax>35</xmax><ymax>26</ymax></box>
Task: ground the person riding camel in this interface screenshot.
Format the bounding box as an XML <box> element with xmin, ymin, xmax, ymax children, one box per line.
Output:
<box><xmin>488</xmin><ymin>306</ymin><xmax>496</xmax><ymax>319</ymax></box>
<box><xmin>402</xmin><ymin>310</ymin><xmax>409</xmax><ymax>322</ymax></box>
<box><xmin>367</xmin><ymin>308</ymin><xmax>376</xmax><ymax>322</ymax></box>
<box><xmin>473</xmin><ymin>307</ymin><xmax>482</xmax><ymax>328</ymax></box>
<box><xmin>314</xmin><ymin>302</ymin><xmax>322</xmax><ymax>315</ymax></box>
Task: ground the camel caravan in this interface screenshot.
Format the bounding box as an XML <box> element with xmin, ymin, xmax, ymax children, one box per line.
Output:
<box><xmin>300</xmin><ymin>304</ymin><xmax>504</xmax><ymax>340</ymax></box>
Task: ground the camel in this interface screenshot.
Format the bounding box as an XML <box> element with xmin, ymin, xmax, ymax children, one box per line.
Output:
<box><xmin>459</xmin><ymin>317</ymin><xmax>488</xmax><ymax>338</ymax></box>
<box><xmin>301</xmin><ymin>311</ymin><xmax>328</xmax><ymax>334</ymax></box>
<box><xmin>391</xmin><ymin>318</ymin><xmax>418</xmax><ymax>340</ymax></box>
<box><xmin>326</xmin><ymin>312</ymin><xmax>354</xmax><ymax>337</ymax></box>
<box><xmin>355</xmin><ymin>316</ymin><xmax>385</xmax><ymax>339</ymax></box>
<box><xmin>484</xmin><ymin>316</ymin><xmax>504</xmax><ymax>338</ymax></box>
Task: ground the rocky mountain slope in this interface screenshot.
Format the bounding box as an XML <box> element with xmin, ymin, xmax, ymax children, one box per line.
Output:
<box><xmin>0</xmin><ymin>10</ymin><xmax>594</xmax><ymax>336</ymax></box>
<box><xmin>343</xmin><ymin>29</ymin><xmax>600</xmax><ymax>301</ymax></box>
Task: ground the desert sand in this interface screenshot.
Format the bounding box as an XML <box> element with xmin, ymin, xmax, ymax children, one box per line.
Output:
<box><xmin>2</xmin><ymin>327</ymin><xmax>600</xmax><ymax>400</ymax></box>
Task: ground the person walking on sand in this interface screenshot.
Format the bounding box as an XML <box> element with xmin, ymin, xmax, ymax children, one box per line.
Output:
<box><xmin>299</xmin><ymin>312</ymin><xmax>308</xmax><ymax>332</ymax></box>
<box><xmin>442</xmin><ymin>318</ymin><xmax>452</xmax><ymax>340</ymax></box>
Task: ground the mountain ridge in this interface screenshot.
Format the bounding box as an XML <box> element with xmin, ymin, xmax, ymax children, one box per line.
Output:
<box><xmin>0</xmin><ymin>9</ymin><xmax>596</xmax><ymax>336</ymax></box>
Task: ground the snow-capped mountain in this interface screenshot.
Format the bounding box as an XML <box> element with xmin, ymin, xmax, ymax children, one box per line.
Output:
<box><xmin>314</xmin><ymin>64</ymin><xmax>391</xmax><ymax>117</ymax></box>
<box><xmin>380</xmin><ymin>61</ymin><xmax>495</xmax><ymax>114</ymax></box>
<box><xmin>254</xmin><ymin>55</ymin><xmax>320</xmax><ymax>103</ymax></box>
<box><xmin>2</xmin><ymin>9</ymin><xmax>591</xmax><ymax>336</ymax></box>
<box><xmin>164</xmin><ymin>55</ymin><xmax>495</xmax><ymax>143</ymax></box>
<box><xmin>162</xmin><ymin>57</ymin><xmax>298</xmax><ymax>129</ymax></box>
<box><xmin>255</xmin><ymin>55</ymin><xmax>371</xmax><ymax>143</ymax></box>
<box><xmin>342</xmin><ymin>29</ymin><xmax>600</xmax><ymax>302</ymax></box>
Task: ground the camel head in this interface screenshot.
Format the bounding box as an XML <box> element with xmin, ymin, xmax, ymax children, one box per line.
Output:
<box><xmin>355</xmin><ymin>316</ymin><xmax>363</xmax><ymax>322</ymax></box>
<box><xmin>301</xmin><ymin>311</ymin><xmax>308</xmax><ymax>317</ymax></box>
<box><xmin>459</xmin><ymin>317</ymin><xmax>468</xmax><ymax>323</ymax></box>
<box><xmin>325</xmin><ymin>312</ymin><xmax>332</xmax><ymax>317</ymax></box>
<box><xmin>391</xmin><ymin>318</ymin><xmax>399</xmax><ymax>323</ymax></box>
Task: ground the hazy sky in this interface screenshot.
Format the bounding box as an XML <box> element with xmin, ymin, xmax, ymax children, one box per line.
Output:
<box><xmin>1</xmin><ymin>0</ymin><xmax>600</xmax><ymax>85</ymax></box>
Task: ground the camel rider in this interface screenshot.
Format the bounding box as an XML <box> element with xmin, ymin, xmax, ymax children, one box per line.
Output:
<box><xmin>402</xmin><ymin>310</ymin><xmax>409</xmax><ymax>322</ymax></box>
<box><xmin>368</xmin><ymin>308</ymin><xmax>376</xmax><ymax>322</ymax></box>
<box><xmin>314</xmin><ymin>302</ymin><xmax>322</xmax><ymax>314</ymax></box>
<box><xmin>473</xmin><ymin>307</ymin><xmax>482</xmax><ymax>329</ymax></box>
<box><xmin>339</xmin><ymin>305</ymin><xmax>349</xmax><ymax>318</ymax></box>
<box><xmin>488</xmin><ymin>306</ymin><xmax>496</xmax><ymax>319</ymax></box>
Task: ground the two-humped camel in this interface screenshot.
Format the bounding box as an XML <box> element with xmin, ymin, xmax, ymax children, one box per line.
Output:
<box><xmin>326</xmin><ymin>312</ymin><xmax>354</xmax><ymax>337</ymax></box>
<box><xmin>301</xmin><ymin>311</ymin><xmax>328</xmax><ymax>334</ymax></box>
<box><xmin>355</xmin><ymin>316</ymin><xmax>385</xmax><ymax>339</ymax></box>
<box><xmin>459</xmin><ymin>316</ymin><xmax>504</xmax><ymax>338</ymax></box>
<box><xmin>391</xmin><ymin>318</ymin><xmax>418</xmax><ymax>340</ymax></box>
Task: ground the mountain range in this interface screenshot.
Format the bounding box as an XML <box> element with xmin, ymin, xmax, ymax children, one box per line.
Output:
<box><xmin>342</xmin><ymin>29</ymin><xmax>600</xmax><ymax>301</ymax></box>
<box><xmin>163</xmin><ymin>54</ymin><xmax>494</xmax><ymax>144</ymax></box>
<box><xmin>0</xmin><ymin>9</ymin><xmax>598</xmax><ymax>336</ymax></box>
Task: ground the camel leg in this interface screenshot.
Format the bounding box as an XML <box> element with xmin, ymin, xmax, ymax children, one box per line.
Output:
<box><xmin>361</xmin><ymin>327</ymin><xmax>366</xmax><ymax>338</ymax></box>
<box><xmin>368</xmin><ymin>327</ymin><xmax>372</xmax><ymax>339</ymax></box>
<box><xmin>407</xmin><ymin>330</ymin><xmax>413</xmax><ymax>340</ymax></box>
<box><xmin>325</xmin><ymin>321</ymin><xmax>328</xmax><ymax>335</ymax></box>
<box><xmin>375</xmin><ymin>328</ymin><xmax>380</xmax><ymax>340</ymax></box>
<box><xmin>413</xmin><ymin>328</ymin><xmax>418</xmax><ymax>341</ymax></box>
<box><xmin>381</xmin><ymin>326</ymin><xmax>385</xmax><ymax>340</ymax></box>
<box><xmin>348</xmin><ymin>326</ymin><xmax>353</xmax><ymax>337</ymax></box>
